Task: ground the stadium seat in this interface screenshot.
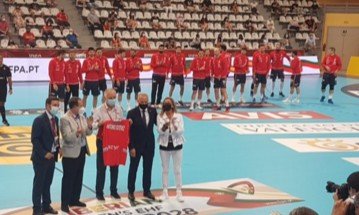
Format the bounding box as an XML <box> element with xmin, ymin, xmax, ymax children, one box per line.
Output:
<box><xmin>36</xmin><ymin>39</ymin><xmax>46</xmax><ymax>48</ymax></box>
<box><xmin>46</xmin><ymin>39</ymin><xmax>56</xmax><ymax>48</ymax></box>
<box><xmin>94</xmin><ymin>30</ymin><xmax>104</xmax><ymax>39</ymax></box>
<box><xmin>101</xmin><ymin>40</ymin><xmax>111</xmax><ymax>48</ymax></box>
<box><xmin>0</xmin><ymin>39</ymin><xmax>9</xmax><ymax>48</ymax></box>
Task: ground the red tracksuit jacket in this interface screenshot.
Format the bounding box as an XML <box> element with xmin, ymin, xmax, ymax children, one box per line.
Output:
<box><xmin>126</xmin><ymin>57</ymin><xmax>142</xmax><ymax>80</ymax></box>
<box><xmin>233</xmin><ymin>53</ymin><xmax>249</xmax><ymax>74</ymax></box>
<box><xmin>270</xmin><ymin>50</ymin><xmax>290</xmax><ymax>70</ymax></box>
<box><xmin>49</xmin><ymin>57</ymin><xmax>65</xmax><ymax>84</ymax></box>
<box><xmin>170</xmin><ymin>53</ymin><xmax>186</xmax><ymax>76</ymax></box>
<box><xmin>112</xmin><ymin>57</ymin><xmax>127</xmax><ymax>81</ymax></box>
<box><xmin>81</xmin><ymin>57</ymin><xmax>102</xmax><ymax>81</ymax></box>
<box><xmin>190</xmin><ymin>57</ymin><xmax>207</xmax><ymax>80</ymax></box>
<box><xmin>290</xmin><ymin>56</ymin><xmax>303</xmax><ymax>75</ymax></box>
<box><xmin>253</xmin><ymin>52</ymin><xmax>271</xmax><ymax>75</ymax></box>
<box><xmin>321</xmin><ymin>54</ymin><xmax>342</xmax><ymax>74</ymax></box>
<box><xmin>151</xmin><ymin>53</ymin><xmax>170</xmax><ymax>76</ymax></box>
<box><xmin>64</xmin><ymin>60</ymin><xmax>83</xmax><ymax>85</ymax></box>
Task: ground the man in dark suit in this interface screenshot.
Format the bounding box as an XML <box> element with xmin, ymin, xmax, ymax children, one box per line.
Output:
<box><xmin>127</xmin><ymin>93</ymin><xmax>157</xmax><ymax>201</ymax></box>
<box><xmin>31</xmin><ymin>97</ymin><xmax>60</xmax><ymax>215</ymax></box>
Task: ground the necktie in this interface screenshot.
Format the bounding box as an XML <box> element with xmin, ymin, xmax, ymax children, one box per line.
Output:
<box><xmin>142</xmin><ymin>109</ymin><xmax>147</xmax><ymax>126</ymax></box>
<box><xmin>50</xmin><ymin>117</ymin><xmax>57</xmax><ymax>137</ymax></box>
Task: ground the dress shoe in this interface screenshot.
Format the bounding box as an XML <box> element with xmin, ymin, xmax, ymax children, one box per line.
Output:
<box><xmin>143</xmin><ymin>192</ymin><xmax>156</xmax><ymax>200</ymax></box>
<box><xmin>96</xmin><ymin>195</ymin><xmax>105</xmax><ymax>201</ymax></box>
<box><xmin>69</xmin><ymin>201</ymin><xmax>86</xmax><ymax>207</ymax></box>
<box><xmin>128</xmin><ymin>193</ymin><xmax>135</xmax><ymax>201</ymax></box>
<box><xmin>61</xmin><ymin>205</ymin><xmax>70</xmax><ymax>213</ymax></box>
<box><xmin>111</xmin><ymin>193</ymin><xmax>121</xmax><ymax>199</ymax></box>
<box><xmin>42</xmin><ymin>206</ymin><xmax>58</xmax><ymax>214</ymax></box>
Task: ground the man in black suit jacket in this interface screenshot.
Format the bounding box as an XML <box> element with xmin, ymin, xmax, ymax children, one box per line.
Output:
<box><xmin>127</xmin><ymin>93</ymin><xmax>157</xmax><ymax>201</ymax></box>
<box><xmin>31</xmin><ymin>97</ymin><xmax>60</xmax><ymax>215</ymax></box>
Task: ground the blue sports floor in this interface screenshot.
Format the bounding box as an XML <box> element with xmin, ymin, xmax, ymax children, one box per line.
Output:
<box><xmin>0</xmin><ymin>75</ymin><xmax>358</xmax><ymax>215</ymax></box>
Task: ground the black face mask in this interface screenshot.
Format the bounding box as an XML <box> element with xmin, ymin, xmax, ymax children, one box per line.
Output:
<box><xmin>139</xmin><ymin>103</ymin><xmax>148</xmax><ymax>110</ymax></box>
<box><xmin>163</xmin><ymin>103</ymin><xmax>172</xmax><ymax>112</ymax></box>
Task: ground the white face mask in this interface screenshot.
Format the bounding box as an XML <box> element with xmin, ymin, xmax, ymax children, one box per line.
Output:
<box><xmin>79</xmin><ymin>107</ymin><xmax>86</xmax><ymax>116</ymax></box>
<box><xmin>50</xmin><ymin>106</ymin><xmax>59</xmax><ymax>116</ymax></box>
<box><xmin>106</xmin><ymin>99</ymin><xmax>116</xmax><ymax>107</ymax></box>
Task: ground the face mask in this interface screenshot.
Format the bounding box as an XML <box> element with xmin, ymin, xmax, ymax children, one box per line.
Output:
<box><xmin>79</xmin><ymin>107</ymin><xmax>86</xmax><ymax>116</ymax></box>
<box><xmin>139</xmin><ymin>103</ymin><xmax>148</xmax><ymax>110</ymax></box>
<box><xmin>163</xmin><ymin>103</ymin><xmax>172</xmax><ymax>112</ymax></box>
<box><xmin>106</xmin><ymin>99</ymin><xmax>116</xmax><ymax>107</ymax></box>
<box><xmin>50</xmin><ymin>106</ymin><xmax>59</xmax><ymax>116</ymax></box>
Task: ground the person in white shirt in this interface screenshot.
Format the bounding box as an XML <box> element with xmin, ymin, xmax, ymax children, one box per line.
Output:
<box><xmin>157</xmin><ymin>97</ymin><xmax>185</xmax><ymax>202</ymax></box>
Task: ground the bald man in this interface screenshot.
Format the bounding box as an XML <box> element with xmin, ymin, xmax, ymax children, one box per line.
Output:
<box><xmin>92</xmin><ymin>89</ymin><xmax>124</xmax><ymax>200</ymax></box>
<box><xmin>127</xmin><ymin>93</ymin><xmax>158</xmax><ymax>201</ymax></box>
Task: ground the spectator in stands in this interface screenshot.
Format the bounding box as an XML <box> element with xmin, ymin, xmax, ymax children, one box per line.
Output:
<box><xmin>201</xmin><ymin>0</ymin><xmax>214</xmax><ymax>13</ymax></box>
<box><xmin>244</xmin><ymin>19</ymin><xmax>254</xmax><ymax>32</ymax></box>
<box><xmin>237</xmin><ymin>34</ymin><xmax>246</xmax><ymax>48</ymax></box>
<box><xmin>230</xmin><ymin>0</ymin><xmax>239</xmax><ymax>14</ymax></box>
<box><xmin>66</xmin><ymin>29</ymin><xmax>81</xmax><ymax>49</ymax></box>
<box><xmin>271</xmin><ymin>0</ymin><xmax>281</xmax><ymax>16</ymax></box>
<box><xmin>76</xmin><ymin>0</ymin><xmax>89</xmax><ymax>7</ymax></box>
<box><xmin>126</xmin><ymin>12</ymin><xmax>138</xmax><ymax>32</ymax></box>
<box><xmin>138</xmin><ymin>32</ymin><xmax>150</xmax><ymax>49</ymax></box>
<box><xmin>87</xmin><ymin>8</ymin><xmax>103</xmax><ymax>33</ymax></box>
<box><xmin>311</xmin><ymin>0</ymin><xmax>319</xmax><ymax>14</ymax></box>
<box><xmin>304</xmin><ymin>33</ymin><xmax>316</xmax><ymax>55</ymax></box>
<box><xmin>284</xmin><ymin>31</ymin><xmax>290</xmax><ymax>39</ymax></box>
<box><xmin>56</xmin><ymin>9</ymin><xmax>70</xmax><ymax>27</ymax></box>
<box><xmin>112</xmin><ymin>32</ymin><xmax>123</xmax><ymax>49</ymax></box>
<box><xmin>22</xmin><ymin>26</ymin><xmax>36</xmax><ymax>48</ymax></box>
<box><xmin>266</xmin><ymin>16</ymin><xmax>275</xmax><ymax>33</ymax></box>
<box><xmin>138</xmin><ymin>0</ymin><xmax>148</xmax><ymax>11</ymax></box>
<box><xmin>113</xmin><ymin>0</ymin><xmax>125</xmax><ymax>10</ymax></box>
<box><xmin>103</xmin><ymin>20</ymin><xmax>111</xmax><ymax>31</ymax></box>
<box><xmin>108</xmin><ymin>10</ymin><xmax>117</xmax><ymax>28</ymax></box>
<box><xmin>12</xmin><ymin>5</ymin><xmax>23</xmax><ymax>17</ymax></box>
<box><xmin>215</xmin><ymin>33</ymin><xmax>223</xmax><ymax>48</ymax></box>
<box><xmin>288</xmin><ymin>19</ymin><xmax>300</xmax><ymax>32</ymax></box>
<box><xmin>45</xmin><ymin>17</ymin><xmax>55</xmax><ymax>26</ymax></box>
<box><xmin>176</xmin><ymin>14</ymin><xmax>188</xmax><ymax>31</ymax></box>
<box><xmin>29</xmin><ymin>4</ymin><xmax>42</xmax><ymax>16</ymax></box>
<box><xmin>25</xmin><ymin>14</ymin><xmax>36</xmax><ymax>26</ymax></box>
<box><xmin>283</xmin><ymin>39</ymin><xmax>292</xmax><ymax>49</ymax></box>
<box><xmin>190</xmin><ymin>33</ymin><xmax>201</xmax><ymax>50</ymax></box>
<box><xmin>45</xmin><ymin>0</ymin><xmax>57</xmax><ymax>7</ymax></box>
<box><xmin>151</xmin><ymin>12</ymin><xmax>162</xmax><ymax>30</ymax></box>
<box><xmin>289</xmin><ymin>207</ymin><xmax>318</xmax><ymax>215</ymax></box>
<box><xmin>250</xmin><ymin>1</ymin><xmax>258</xmax><ymax>14</ymax></box>
<box><xmin>200</xmin><ymin>14</ymin><xmax>209</xmax><ymax>32</ymax></box>
<box><xmin>222</xmin><ymin>17</ymin><xmax>233</xmax><ymax>32</ymax></box>
<box><xmin>185</xmin><ymin>0</ymin><xmax>196</xmax><ymax>12</ymax></box>
<box><xmin>41</xmin><ymin>21</ymin><xmax>54</xmax><ymax>39</ymax></box>
<box><xmin>305</xmin><ymin>16</ymin><xmax>317</xmax><ymax>32</ymax></box>
<box><xmin>260</xmin><ymin>34</ymin><xmax>268</xmax><ymax>47</ymax></box>
<box><xmin>0</xmin><ymin>15</ymin><xmax>9</xmax><ymax>38</ymax></box>
<box><xmin>7</xmin><ymin>40</ymin><xmax>18</xmax><ymax>49</ymax></box>
<box><xmin>14</xmin><ymin>15</ymin><xmax>26</xmax><ymax>29</ymax></box>
<box><xmin>165</xmin><ymin>33</ymin><xmax>176</xmax><ymax>49</ymax></box>
<box><xmin>163</xmin><ymin>0</ymin><xmax>173</xmax><ymax>16</ymax></box>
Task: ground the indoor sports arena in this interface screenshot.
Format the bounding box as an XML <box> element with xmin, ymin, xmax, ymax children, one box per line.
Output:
<box><xmin>0</xmin><ymin>0</ymin><xmax>358</xmax><ymax>214</ymax></box>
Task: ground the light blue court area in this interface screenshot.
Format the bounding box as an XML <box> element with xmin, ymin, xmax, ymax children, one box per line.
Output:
<box><xmin>0</xmin><ymin>75</ymin><xmax>359</xmax><ymax>215</ymax></box>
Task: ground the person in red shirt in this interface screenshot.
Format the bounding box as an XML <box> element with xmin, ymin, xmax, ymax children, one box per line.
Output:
<box><xmin>64</xmin><ymin>52</ymin><xmax>83</xmax><ymax>112</ymax></box>
<box><xmin>49</xmin><ymin>50</ymin><xmax>66</xmax><ymax>114</ymax></box>
<box><xmin>283</xmin><ymin>51</ymin><xmax>302</xmax><ymax>104</ymax></box>
<box><xmin>320</xmin><ymin>47</ymin><xmax>342</xmax><ymax>104</ymax></box>
<box><xmin>204</xmin><ymin>49</ymin><xmax>213</xmax><ymax>103</ymax></box>
<box><xmin>96</xmin><ymin>48</ymin><xmax>112</xmax><ymax>103</ymax></box>
<box><xmin>218</xmin><ymin>45</ymin><xmax>231</xmax><ymax>111</ymax></box>
<box><xmin>0</xmin><ymin>15</ymin><xmax>9</xmax><ymax>37</ymax></box>
<box><xmin>56</xmin><ymin>9</ymin><xmax>70</xmax><ymax>27</ymax></box>
<box><xmin>269</xmin><ymin>43</ymin><xmax>290</xmax><ymax>98</ymax></box>
<box><xmin>168</xmin><ymin>45</ymin><xmax>186</xmax><ymax>106</ymax></box>
<box><xmin>126</xmin><ymin>49</ymin><xmax>143</xmax><ymax>111</ymax></box>
<box><xmin>189</xmin><ymin>49</ymin><xmax>206</xmax><ymax>111</ymax></box>
<box><xmin>232</xmin><ymin>47</ymin><xmax>249</xmax><ymax>103</ymax></box>
<box><xmin>212</xmin><ymin>48</ymin><xmax>224</xmax><ymax>110</ymax></box>
<box><xmin>150</xmin><ymin>44</ymin><xmax>170</xmax><ymax>107</ymax></box>
<box><xmin>112</xmin><ymin>49</ymin><xmax>127</xmax><ymax>107</ymax></box>
<box><xmin>82</xmin><ymin>47</ymin><xmax>102</xmax><ymax>111</ymax></box>
<box><xmin>252</xmin><ymin>44</ymin><xmax>271</xmax><ymax>103</ymax></box>
<box><xmin>22</xmin><ymin>27</ymin><xmax>36</xmax><ymax>48</ymax></box>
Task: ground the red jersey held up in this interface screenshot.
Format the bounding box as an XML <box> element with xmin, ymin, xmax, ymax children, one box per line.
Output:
<box><xmin>321</xmin><ymin>54</ymin><xmax>342</xmax><ymax>74</ymax></box>
<box><xmin>97</xmin><ymin>56</ymin><xmax>111</xmax><ymax>80</ymax></box>
<box><xmin>151</xmin><ymin>53</ymin><xmax>170</xmax><ymax>76</ymax></box>
<box><xmin>64</xmin><ymin>60</ymin><xmax>82</xmax><ymax>85</ymax></box>
<box><xmin>170</xmin><ymin>53</ymin><xmax>186</xmax><ymax>76</ymax></box>
<box><xmin>290</xmin><ymin>56</ymin><xmax>303</xmax><ymax>75</ymax></box>
<box><xmin>233</xmin><ymin>53</ymin><xmax>249</xmax><ymax>74</ymax></box>
<box><xmin>112</xmin><ymin>57</ymin><xmax>127</xmax><ymax>81</ymax></box>
<box><xmin>49</xmin><ymin>57</ymin><xmax>65</xmax><ymax>84</ymax></box>
<box><xmin>82</xmin><ymin>57</ymin><xmax>102</xmax><ymax>81</ymax></box>
<box><xmin>126</xmin><ymin>57</ymin><xmax>142</xmax><ymax>80</ymax></box>
<box><xmin>190</xmin><ymin>57</ymin><xmax>207</xmax><ymax>80</ymax></box>
<box><xmin>270</xmin><ymin>50</ymin><xmax>290</xmax><ymax>70</ymax></box>
<box><xmin>102</xmin><ymin>120</ymin><xmax>131</xmax><ymax>166</ymax></box>
<box><xmin>253</xmin><ymin>52</ymin><xmax>271</xmax><ymax>75</ymax></box>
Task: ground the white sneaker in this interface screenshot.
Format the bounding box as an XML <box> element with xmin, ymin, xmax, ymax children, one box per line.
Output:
<box><xmin>160</xmin><ymin>190</ymin><xmax>169</xmax><ymax>201</ymax></box>
<box><xmin>189</xmin><ymin>106</ymin><xmax>194</xmax><ymax>111</ymax></box>
<box><xmin>294</xmin><ymin>98</ymin><xmax>300</xmax><ymax>104</ymax></box>
<box><xmin>197</xmin><ymin>105</ymin><xmax>203</xmax><ymax>110</ymax></box>
<box><xmin>239</xmin><ymin>97</ymin><xmax>245</xmax><ymax>103</ymax></box>
<box><xmin>283</xmin><ymin>97</ymin><xmax>292</xmax><ymax>103</ymax></box>
<box><xmin>231</xmin><ymin>97</ymin><xmax>235</xmax><ymax>103</ymax></box>
<box><xmin>127</xmin><ymin>105</ymin><xmax>131</xmax><ymax>112</ymax></box>
<box><xmin>176</xmin><ymin>191</ymin><xmax>184</xmax><ymax>203</ymax></box>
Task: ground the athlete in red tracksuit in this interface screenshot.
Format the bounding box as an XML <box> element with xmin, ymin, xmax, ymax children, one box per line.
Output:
<box><xmin>269</xmin><ymin>43</ymin><xmax>290</xmax><ymax>98</ymax></box>
<box><xmin>126</xmin><ymin>49</ymin><xmax>143</xmax><ymax>110</ymax></box>
<box><xmin>169</xmin><ymin>46</ymin><xmax>186</xmax><ymax>105</ymax></box>
<box><xmin>283</xmin><ymin>51</ymin><xmax>303</xmax><ymax>104</ymax></box>
<box><xmin>64</xmin><ymin>52</ymin><xmax>82</xmax><ymax>112</ymax></box>
<box><xmin>217</xmin><ymin>45</ymin><xmax>231</xmax><ymax>111</ymax></box>
<box><xmin>252</xmin><ymin>44</ymin><xmax>271</xmax><ymax>103</ymax></box>
<box><xmin>189</xmin><ymin>49</ymin><xmax>207</xmax><ymax>111</ymax></box>
<box><xmin>96</xmin><ymin>48</ymin><xmax>112</xmax><ymax>103</ymax></box>
<box><xmin>233</xmin><ymin>48</ymin><xmax>249</xmax><ymax>103</ymax></box>
<box><xmin>150</xmin><ymin>44</ymin><xmax>170</xmax><ymax>106</ymax></box>
<box><xmin>212</xmin><ymin>48</ymin><xmax>223</xmax><ymax>110</ymax></box>
<box><xmin>204</xmin><ymin>49</ymin><xmax>213</xmax><ymax>103</ymax></box>
<box><xmin>112</xmin><ymin>49</ymin><xmax>127</xmax><ymax>106</ymax></box>
<box><xmin>82</xmin><ymin>47</ymin><xmax>102</xmax><ymax>110</ymax></box>
<box><xmin>320</xmin><ymin>47</ymin><xmax>342</xmax><ymax>104</ymax></box>
<box><xmin>48</xmin><ymin>50</ymin><xmax>66</xmax><ymax>113</ymax></box>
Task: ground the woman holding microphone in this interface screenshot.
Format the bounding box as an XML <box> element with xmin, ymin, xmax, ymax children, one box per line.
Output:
<box><xmin>157</xmin><ymin>97</ymin><xmax>185</xmax><ymax>202</ymax></box>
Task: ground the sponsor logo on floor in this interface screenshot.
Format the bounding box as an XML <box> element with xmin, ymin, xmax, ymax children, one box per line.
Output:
<box><xmin>272</xmin><ymin>138</ymin><xmax>359</xmax><ymax>152</ymax></box>
<box><xmin>341</xmin><ymin>84</ymin><xmax>359</xmax><ymax>98</ymax></box>
<box><xmin>182</xmin><ymin>111</ymin><xmax>331</xmax><ymax>121</ymax></box>
<box><xmin>342</xmin><ymin>157</ymin><xmax>359</xmax><ymax>166</ymax></box>
<box><xmin>221</xmin><ymin>123</ymin><xmax>359</xmax><ymax>135</ymax></box>
<box><xmin>0</xmin><ymin>178</ymin><xmax>301</xmax><ymax>215</ymax></box>
<box><xmin>0</xmin><ymin>126</ymin><xmax>97</xmax><ymax>165</ymax></box>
